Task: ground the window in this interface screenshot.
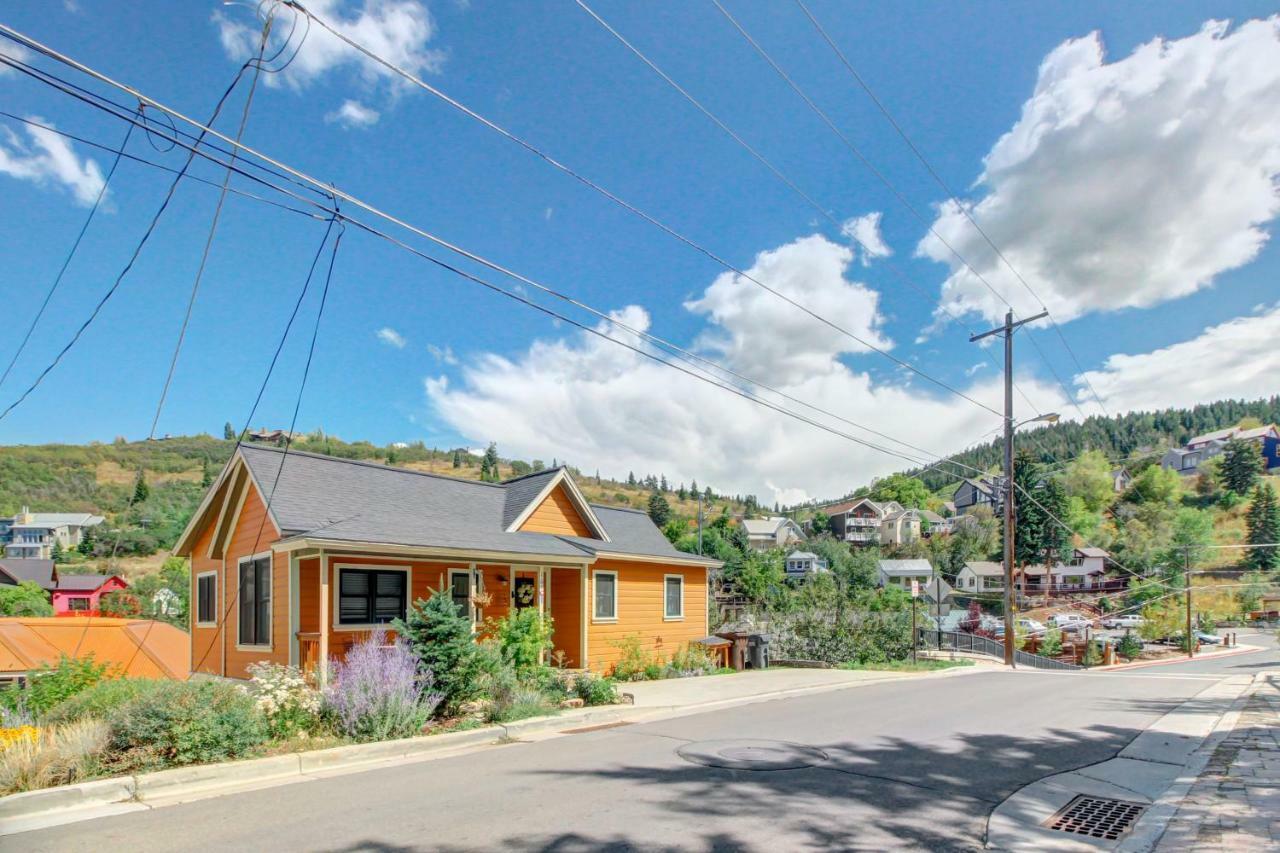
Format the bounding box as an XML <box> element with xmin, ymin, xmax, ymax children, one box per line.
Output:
<box><xmin>196</xmin><ymin>572</ymin><xmax>217</xmax><ymax>626</ymax></box>
<box><xmin>67</xmin><ymin>596</ymin><xmax>89</xmax><ymax>612</ymax></box>
<box><xmin>448</xmin><ymin>569</ymin><xmax>471</xmax><ymax>618</ymax></box>
<box><xmin>593</xmin><ymin>571</ymin><xmax>617</xmax><ymax>621</ymax></box>
<box><xmin>664</xmin><ymin>574</ymin><xmax>683</xmax><ymax>620</ymax></box>
<box><xmin>238</xmin><ymin>554</ymin><xmax>271</xmax><ymax>647</ymax></box>
<box><xmin>337</xmin><ymin>568</ymin><xmax>406</xmax><ymax>626</ymax></box>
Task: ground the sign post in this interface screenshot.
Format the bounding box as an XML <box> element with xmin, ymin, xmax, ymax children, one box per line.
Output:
<box><xmin>910</xmin><ymin>579</ymin><xmax>920</xmax><ymax>664</ymax></box>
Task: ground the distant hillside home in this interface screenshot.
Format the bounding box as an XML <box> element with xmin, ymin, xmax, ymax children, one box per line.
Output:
<box><xmin>0</xmin><ymin>508</ymin><xmax>104</xmax><ymax>560</ymax></box>
<box><xmin>0</xmin><ymin>617</ymin><xmax>188</xmax><ymax>686</ymax></box>
<box><xmin>1163</xmin><ymin>424</ymin><xmax>1280</xmax><ymax>475</ymax></box>
<box><xmin>952</xmin><ymin>477</ymin><xmax>1004</xmax><ymax>517</ymax></box>
<box><xmin>823</xmin><ymin>497</ymin><xmax>924</xmax><ymax>546</ymax></box>
<box><xmin>918</xmin><ymin>509</ymin><xmax>953</xmax><ymax>536</ymax></box>
<box><xmin>52</xmin><ymin>574</ymin><xmax>128</xmax><ymax>615</ymax></box>
<box><xmin>784</xmin><ymin>550</ymin><xmax>828</xmax><ymax>579</ymax></box>
<box><xmin>176</xmin><ymin>446</ymin><xmax>719</xmax><ymax>679</ymax></box>
<box><xmin>1111</xmin><ymin>468</ymin><xmax>1132</xmax><ymax>493</ymax></box>
<box><xmin>1020</xmin><ymin>547</ymin><xmax>1124</xmax><ymax>595</ymax></box>
<box><xmin>742</xmin><ymin>516</ymin><xmax>805</xmax><ymax>551</ymax></box>
<box><xmin>0</xmin><ymin>558</ymin><xmax>57</xmax><ymax>591</ymax></box>
<box><xmin>877</xmin><ymin>559</ymin><xmax>933</xmax><ymax>590</ymax></box>
<box><xmin>956</xmin><ymin>560</ymin><xmax>1005</xmax><ymax>593</ymax></box>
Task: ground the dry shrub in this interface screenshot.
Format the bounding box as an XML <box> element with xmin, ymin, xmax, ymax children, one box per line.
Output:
<box><xmin>0</xmin><ymin>719</ymin><xmax>109</xmax><ymax>794</ymax></box>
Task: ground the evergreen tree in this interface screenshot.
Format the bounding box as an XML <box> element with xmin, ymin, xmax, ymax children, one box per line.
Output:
<box><xmin>480</xmin><ymin>442</ymin><xmax>500</xmax><ymax>482</ymax></box>
<box><xmin>810</xmin><ymin>512</ymin><xmax>830</xmax><ymax>535</ymax></box>
<box><xmin>132</xmin><ymin>470</ymin><xmax>150</xmax><ymax>505</ymax></box>
<box><xmin>223</xmin><ymin>421</ymin><xmax>235</xmax><ymax>441</ymax></box>
<box><xmin>201</xmin><ymin>456</ymin><xmax>213</xmax><ymax>488</ymax></box>
<box><xmin>50</xmin><ymin>541</ymin><xmax>63</xmax><ymax>563</ymax></box>
<box><xmin>1222</xmin><ymin>437</ymin><xmax>1264</xmax><ymax>494</ymax></box>
<box><xmin>392</xmin><ymin>593</ymin><xmax>483</xmax><ymax>715</ymax></box>
<box><xmin>627</xmin><ymin>471</ymin><xmax>637</xmax><ymax>486</ymax></box>
<box><xmin>386</xmin><ymin>448</ymin><xmax>398</xmax><ymax>466</ymax></box>
<box><xmin>677</xmin><ymin>483</ymin><xmax>688</xmax><ymax>501</ymax></box>
<box><xmin>452</xmin><ymin>450</ymin><xmax>462</xmax><ymax>468</ymax></box>
<box><xmin>647</xmin><ymin>493</ymin><xmax>671</xmax><ymax>527</ymax></box>
<box><xmin>690</xmin><ymin>478</ymin><xmax>698</xmax><ymax>496</ymax></box>
<box><xmin>704</xmin><ymin>486</ymin><xmax>713</xmax><ymax>501</ymax></box>
<box><xmin>660</xmin><ymin>475</ymin><xmax>669</xmax><ymax>493</ymax></box>
<box><xmin>78</xmin><ymin>524</ymin><xmax>96</xmax><ymax>556</ymax></box>
<box><xmin>1245</xmin><ymin>483</ymin><xmax>1280</xmax><ymax>571</ymax></box>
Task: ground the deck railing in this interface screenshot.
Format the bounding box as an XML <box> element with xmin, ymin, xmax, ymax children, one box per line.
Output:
<box><xmin>916</xmin><ymin>628</ymin><xmax>1081</xmax><ymax>671</ymax></box>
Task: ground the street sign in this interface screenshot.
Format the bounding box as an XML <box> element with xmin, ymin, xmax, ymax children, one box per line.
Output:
<box><xmin>911</xmin><ymin>579</ymin><xmax>920</xmax><ymax>599</ymax></box>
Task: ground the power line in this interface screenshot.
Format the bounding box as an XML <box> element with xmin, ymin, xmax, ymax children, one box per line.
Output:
<box><xmin>0</xmin><ymin>110</ymin><xmax>137</xmax><ymax>394</ymax></box>
<box><xmin>260</xmin><ymin>3</ymin><xmax>998</xmax><ymax>416</ymax></box>
<box><xmin>792</xmin><ymin>0</ymin><xmax>1107</xmax><ymax>418</ymax></box>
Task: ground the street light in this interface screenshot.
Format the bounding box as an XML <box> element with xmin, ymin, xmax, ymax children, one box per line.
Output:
<box><xmin>1016</xmin><ymin>413</ymin><xmax>1060</xmax><ymax>429</ymax></box>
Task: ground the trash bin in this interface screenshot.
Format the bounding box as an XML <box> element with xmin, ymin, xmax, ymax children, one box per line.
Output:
<box><xmin>746</xmin><ymin>633</ymin><xmax>769</xmax><ymax>669</ymax></box>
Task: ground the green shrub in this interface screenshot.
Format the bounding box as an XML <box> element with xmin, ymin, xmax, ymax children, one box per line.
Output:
<box><xmin>522</xmin><ymin>665</ymin><xmax>569</xmax><ymax>701</ymax></box>
<box><xmin>611</xmin><ymin>635</ymin><xmax>653</xmax><ymax>681</ymax></box>
<box><xmin>669</xmin><ymin>643</ymin><xmax>717</xmax><ymax>676</ymax></box>
<box><xmin>0</xmin><ymin>581</ymin><xmax>54</xmax><ymax>617</ymax></box>
<box><xmin>1116</xmin><ymin>632</ymin><xmax>1143</xmax><ymax>661</ymax></box>
<box><xmin>573</xmin><ymin>673</ymin><xmax>618</xmax><ymax>706</ymax></box>
<box><xmin>1040</xmin><ymin>628</ymin><xmax>1063</xmax><ymax>657</ymax></box>
<box><xmin>393</xmin><ymin>593</ymin><xmax>484</xmax><ymax>716</ymax></box>
<box><xmin>42</xmin><ymin>678</ymin><xmax>165</xmax><ymax>725</ymax></box>
<box><xmin>2</xmin><ymin>655</ymin><xmax>114</xmax><ymax>720</ymax></box>
<box><xmin>643</xmin><ymin>663</ymin><xmax>664</xmax><ymax>681</ymax></box>
<box><xmin>488</xmin><ymin>685</ymin><xmax>556</xmax><ymax>724</ymax></box>
<box><xmin>492</xmin><ymin>609</ymin><xmax>554</xmax><ymax>672</ymax></box>
<box><xmin>1081</xmin><ymin>641</ymin><xmax>1102</xmax><ymax>667</ymax></box>
<box><xmin>247</xmin><ymin>662</ymin><xmax>323</xmax><ymax>739</ymax></box>
<box><xmin>105</xmin><ymin>680</ymin><xmax>266</xmax><ymax>771</ymax></box>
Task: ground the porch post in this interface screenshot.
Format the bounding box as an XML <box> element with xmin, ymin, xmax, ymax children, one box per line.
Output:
<box><xmin>580</xmin><ymin>566</ymin><xmax>589</xmax><ymax>671</ymax></box>
<box><xmin>288</xmin><ymin>552</ymin><xmax>300</xmax><ymax>667</ymax></box>
<box><xmin>318</xmin><ymin>552</ymin><xmax>330</xmax><ymax>689</ymax></box>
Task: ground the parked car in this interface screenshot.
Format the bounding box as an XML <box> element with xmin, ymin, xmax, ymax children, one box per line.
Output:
<box><xmin>1102</xmin><ymin>614</ymin><xmax>1144</xmax><ymax>630</ymax></box>
<box><xmin>1048</xmin><ymin>614</ymin><xmax>1090</xmax><ymax>633</ymax></box>
<box><xmin>1195</xmin><ymin>631</ymin><xmax>1222</xmax><ymax>645</ymax></box>
<box><xmin>1016</xmin><ymin>618</ymin><xmax>1048</xmax><ymax>637</ymax></box>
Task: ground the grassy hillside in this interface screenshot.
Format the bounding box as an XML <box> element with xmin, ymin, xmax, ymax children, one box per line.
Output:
<box><xmin>0</xmin><ymin>432</ymin><xmax>746</xmax><ymax>577</ymax></box>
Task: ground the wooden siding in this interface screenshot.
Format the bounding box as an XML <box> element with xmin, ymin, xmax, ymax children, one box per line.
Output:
<box><xmin>549</xmin><ymin>567</ymin><xmax>582</xmax><ymax>667</ymax></box>
<box><xmin>223</xmin><ymin>484</ymin><xmax>285</xmax><ymax>679</ymax></box>
<box><xmin>585</xmin><ymin>559</ymin><xmax>708</xmax><ymax>674</ymax></box>
<box><xmin>517</xmin><ymin>484</ymin><xmax>593</xmax><ymax>537</ymax></box>
<box><xmin>189</xmin><ymin>519</ymin><xmax>221</xmax><ymax>677</ymax></box>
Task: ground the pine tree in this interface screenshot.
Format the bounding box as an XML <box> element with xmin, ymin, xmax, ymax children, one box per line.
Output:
<box><xmin>1222</xmin><ymin>438</ymin><xmax>1264</xmax><ymax>495</ymax></box>
<box><xmin>1245</xmin><ymin>483</ymin><xmax>1280</xmax><ymax>571</ymax></box>
<box><xmin>132</xmin><ymin>471</ymin><xmax>150</xmax><ymax>505</ymax></box>
<box><xmin>50</xmin><ymin>541</ymin><xmax>64</xmax><ymax>563</ymax></box>
<box><xmin>386</xmin><ymin>448</ymin><xmax>399</xmax><ymax>466</ymax></box>
<box><xmin>452</xmin><ymin>450</ymin><xmax>462</xmax><ymax>469</ymax></box>
<box><xmin>677</xmin><ymin>483</ymin><xmax>688</xmax><ymax>501</ymax></box>
<box><xmin>660</xmin><ymin>475</ymin><xmax>669</xmax><ymax>493</ymax></box>
<box><xmin>690</xmin><ymin>478</ymin><xmax>698</xmax><ymax>496</ymax></box>
<box><xmin>201</xmin><ymin>456</ymin><xmax>213</xmax><ymax>488</ymax></box>
<box><xmin>223</xmin><ymin>421</ymin><xmax>235</xmax><ymax>441</ymax></box>
<box><xmin>392</xmin><ymin>593</ymin><xmax>482</xmax><ymax>715</ymax></box>
<box><xmin>480</xmin><ymin>442</ymin><xmax>500</xmax><ymax>482</ymax></box>
<box><xmin>78</xmin><ymin>525</ymin><xmax>96</xmax><ymax>556</ymax></box>
<box><xmin>647</xmin><ymin>493</ymin><xmax>671</xmax><ymax>527</ymax></box>
<box><xmin>627</xmin><ymin>471</ymin><xmax>637</xmax><ymax>487</ymax></box>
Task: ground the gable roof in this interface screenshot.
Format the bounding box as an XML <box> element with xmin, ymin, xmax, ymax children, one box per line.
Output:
<box><xmin>878</xmin><ymin>559</ymin><xmax>933</xmax><ymax>577</ymax></box>
<box><xmin>823</xmin><ymin>497</ymin><xmax>899</xmax><ymax>518</ymax></box>
<box><xmin>0</xmin><ymin>559</ymin><xmax>56</xmax><ymax>590</ymax></box>
<box><xmin>1188</xmin><ymin>424</ymin><xmax>1278</xmax><ymax>446</ymax></box>
<box><xmin>55</xmin><ymin>574</ymin><xmax>123</xmax><ymax>593</ymax></box>
<box><xmin>742</xmin><ymin>517</ymin><xmax>799</xmax><ymax>537</ymax></box>
<box><xmin>962</xmin><ymin>560</ymin><xmax>1004</xmax><ymax>577</ymax></box>
<box><xmin>501</xmin><ymin>468</ymin><xmax>608</xmax><ymax>540</ymax></box>
<box><xmin>6</xmin><ymin>512</ymin><xmax>103</xmax><ymax>528</ymax></box>
<box><xmin>176</xmin><ymin>446</ymin><xmax>709</xmax><ymax>566</ymax></box>
<box><xmin>0</xmin><ymin>617</ymin><xmax>187</xmax><ymax>679</ymax></box>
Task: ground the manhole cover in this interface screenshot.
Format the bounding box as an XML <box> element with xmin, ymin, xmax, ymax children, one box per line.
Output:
<box><xmin>1045</xmin><ymin>795</ymin><xmax>1147</xmax><ymax>840</ymax></box>
<box><xmin>677</xmin><ymin>739</ymin><xmax>828</xmax><ymax>771</ymax></box>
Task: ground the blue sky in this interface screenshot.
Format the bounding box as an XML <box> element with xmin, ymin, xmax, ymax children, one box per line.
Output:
<box><xmin>1</xmin><ymin>1</ymin><xmax>1278</xmax><ymax>503</ymax></box>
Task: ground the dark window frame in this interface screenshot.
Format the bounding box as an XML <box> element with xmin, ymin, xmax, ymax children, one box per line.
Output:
<box><xmin>196</xmin><ymin>572</ymin><xmax>217</xmax><ymax>626</ymax></box>
<box><xmin>336</xmin><ymin>567</ymin><xmax>408</xmax><ymax>627</ymax></box>
<box><xmin>237</xmin><ymin>554</ymin><xmax>272</xmax><ymax>647</ymax></box>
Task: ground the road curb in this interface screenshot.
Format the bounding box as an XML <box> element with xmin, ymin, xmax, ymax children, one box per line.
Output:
<box><xmin>1095</xmin><ymin>645</ymin><xmax>1263</xmax><ymax>672</ymax></box>
<box><xmin>983</xmin><ymin>672</ymin><xmax>1257</xmax><ymax>851</ymax></box>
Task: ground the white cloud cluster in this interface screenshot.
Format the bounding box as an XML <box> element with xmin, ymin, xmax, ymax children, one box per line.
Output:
<box><xmin>325</xmin><ymin>99</ymin><xmax>381</xmax><ymax>128</ymax></box>
<box><xmin>1076</xmin><ymin>304</ymin><xmax>1280</xmax><ymax>412</ymax></box>
<box><xmin>683</xmin><ymin>235</ymin><xmax>889</xmax><ymax>387</ymax></box>
<box><xmin>376</xmin><ymin>327</ymin><xmax>406</xmax><ymax>348</ymax></box>
<box><xmin>0</xmin><ymin>41</ymin><xmax>34</xmax><ymax>75</ymax></box>
<box><xmin>841</xmin><ymin>212</ymin><xmax>892</xmax><ymax>266</ymax></box>
<box><xmin>214</xmin><ymin>0</ymin><xmax>445</xmax><ymax>91</ymax></box>
<box><xmin>0</xmin><ymin>119</ymin><xmax>105</xmax><ymax>207</ymax></box>
<box><xmin>921</xmin><ymin>17</ymin><xmax>1280</xmax><ymax>325</ymax></box>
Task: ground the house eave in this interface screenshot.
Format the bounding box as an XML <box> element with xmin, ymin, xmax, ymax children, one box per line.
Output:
<box><xmin>272</xmin><ymin>536</ymin><xmax>595</xmax><ymax>566</ymax></box>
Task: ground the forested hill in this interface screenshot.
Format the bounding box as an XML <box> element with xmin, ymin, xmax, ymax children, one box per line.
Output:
<box><xmin>905</xmin><ymin>397</ymin><xmax>1280</xmax><ymax>493</ymax></box>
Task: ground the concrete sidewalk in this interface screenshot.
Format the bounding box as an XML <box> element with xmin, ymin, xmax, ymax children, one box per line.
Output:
<box><xmin>1151</xmin><ymin>674</ymin><xmax>1280</xmax><ymax>851</ymax></box>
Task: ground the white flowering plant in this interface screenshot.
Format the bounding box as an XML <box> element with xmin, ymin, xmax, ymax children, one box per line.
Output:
<box><xmin>246</xmin><ymin>662</ymin><xmax>323</xmax><ymax>739</ymax></box>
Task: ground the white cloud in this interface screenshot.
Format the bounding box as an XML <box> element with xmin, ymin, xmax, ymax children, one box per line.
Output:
<box><xmin>0</xmin><ymin>41</ymin><xmax>34</xmax><ymax>75</ymax></box>
<box><xmin>0</xmin><ymin>119</ymin><xmax>105</xmax><ymax>207</ymax></box>
<box><xmin>1075</xmin><ymin>305</ymin><xmax>1280</xmax><ymax>412</ymax></box>
<box><xmin>427</xmin><ymin>343</ymin><xmax>458</xmax><ymax>365</ymax></box>
<box><xmin>427</xmin><ymin>235</ymin><xmax>1075</xmax><ymax>504</ymax></box>
<box><xmin>921</xmin><ymin>17</ymin><xmax>1280</xmax><ymax>326</ymax></box>
<box><xmin>213</xmin><ymin>0</ymin><xmax>445</xmax><ymax>92</ymax></box>
<box><xmin>376</xmin><ymin>327</ymin><xmax>406</xmax><ymax>348</ymax></box>
<box><xmin>325</xmin><ymin>99</ymin><xmax>381</xmax><ymax>128</ymax></box>
<box><xmin>544</xmin><ymin>207</ymin><xmax>554</xmax><ymax>221</ymax></box>
<box><xmin>683</xmin><ymin>235</ymin><xmax>890</xmax><ymax>387</ymax></box>
<box><xmin>965</xmin><ymin>363</ymin><xmax>988</xmax><ymax>377</ymax></box>
<box><xmin>841</xmin><ymin>212</ymin><xmax>892</xmax><ymax>266</ymax></box>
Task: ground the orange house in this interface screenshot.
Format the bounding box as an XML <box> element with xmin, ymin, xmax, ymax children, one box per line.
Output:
<box><xmin>175</xmin><ymin>446</ymin><xmax>718</xmax><ymax>680</ymax></box>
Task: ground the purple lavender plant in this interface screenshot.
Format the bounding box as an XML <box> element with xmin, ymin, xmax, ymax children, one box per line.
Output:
<box><xmin>324</xmin><ymin>629</ymin><xmax>442</xmax><ymax>741</ymax></box>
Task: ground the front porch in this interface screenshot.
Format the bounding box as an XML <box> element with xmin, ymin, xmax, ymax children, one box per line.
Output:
<box><xmin>290</xmin><ymin>548</ymin><xmax>589</xmax><ymax>684</ymax></box>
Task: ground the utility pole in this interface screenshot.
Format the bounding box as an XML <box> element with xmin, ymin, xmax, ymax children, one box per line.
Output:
<box><xmin>1184</xmin><ymin>546</ymin><xmax>1194</xmax><ymax>660</ymax></box>
<box><xmin>970</xmin><ymin>309</ymin><xmax>1047</xmax><ymax>668</ymax></box>
<box><xmin>697</xmin><ymin>491</ymin><xmax>704</xmax><ymax>556</ymax></box>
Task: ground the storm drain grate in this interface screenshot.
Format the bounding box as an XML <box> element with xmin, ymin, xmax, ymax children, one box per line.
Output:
<box><xmin>1045</xmin><ymin>795</ymin><xmax>1147</xmax><ymax>840</ymax></box>
<box><xmin>560</xmin><ymin>721</ymin><xmax>633</xmax><ymax>734</ymax></box>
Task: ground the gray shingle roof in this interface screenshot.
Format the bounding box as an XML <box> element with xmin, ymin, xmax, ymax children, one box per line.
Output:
<box><xmin>878</xmin><ymin>559</ymin><xmax>933</xmax><ymax>577</ymax></box>
<box><xmin>0</xmin><ymin>559</ymin><xmax>56</xmax><ymax>590</ymax></box>
<box><xmin>964</xmin><ymin>560</ymin><xmax>1004</xmax><ymax>576</ymax></box>
<box><xmin>56</xmin><ymin>574</ymin><xmax>118</xmax><ymax>592</ymax></box>
<box><xmin>237</xmin><ymin>446</ymin><xmax>700</xmax><ymax>563</ymax></box>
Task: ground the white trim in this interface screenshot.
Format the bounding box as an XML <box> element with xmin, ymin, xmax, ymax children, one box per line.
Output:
<box><xmin>235</xmin><ymin>550</ymin><xmax>273</xmax><ymax>652</ymax></box>
<box><xmin>272</xmin><ymin>537</ymin><xmax>592</xmax><ymax>565</ymax></box>
<box><xmin>174</xmin><ymin>453</ymin><xmax>241</xmax><ymax>555</ymax></box>
<box><xmin>663</xmin><ymin>573</ymin><xmax>684</xmax><ymax>621</ymax></box>
<box><xmin>580</xmin><ymin>566</ymin><xmax>589</xmax><ymax>668</ymax></box>
<box><xmin>288</xmin><ymin>552</ymin><xmax>300</xmax><ymax>667</ymax></box>
<box><xmin>447</xmin><ymin>567</ymin><xmax>473</xmax><ymax>623</ymax></box>
<box><xmin>591</xmin><ymin>569</ymin><xmax>618</xmax><ymax>622</ymax></box>
<box><xmin>331</xmin><ymin>562</ymin><xmax>413</xmax><ymax>632</ymax></box>
<box><xmin>503</xmin><ymin>469</ymin><xmax>611</xmax><ymax>542</ymax></box>
<box><xmin>195</xmin><ymin>570</ymin><xmax>219</xmax><ymax>628</ymax></box>
<box><xmin>206</xmin><ymin>462</ymin><xmax>246</xmax><ymax>560</ymax></box>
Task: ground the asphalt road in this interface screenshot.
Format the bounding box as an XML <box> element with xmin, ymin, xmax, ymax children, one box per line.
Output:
<box><xmin>1105</xmin><ymin>627</ymin><xmax>1280</xmax><ymax>676</ymax></box>
<box><xmin>14</xmin><ymin>657</ymin><xmax>1266</xmax><ymax>853</ymax></box>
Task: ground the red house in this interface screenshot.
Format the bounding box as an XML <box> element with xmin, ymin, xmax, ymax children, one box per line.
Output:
<box><xmin>51</xmin><ymin>574</ymin><xmax>128</xmax><ymax>616</ymax></box>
